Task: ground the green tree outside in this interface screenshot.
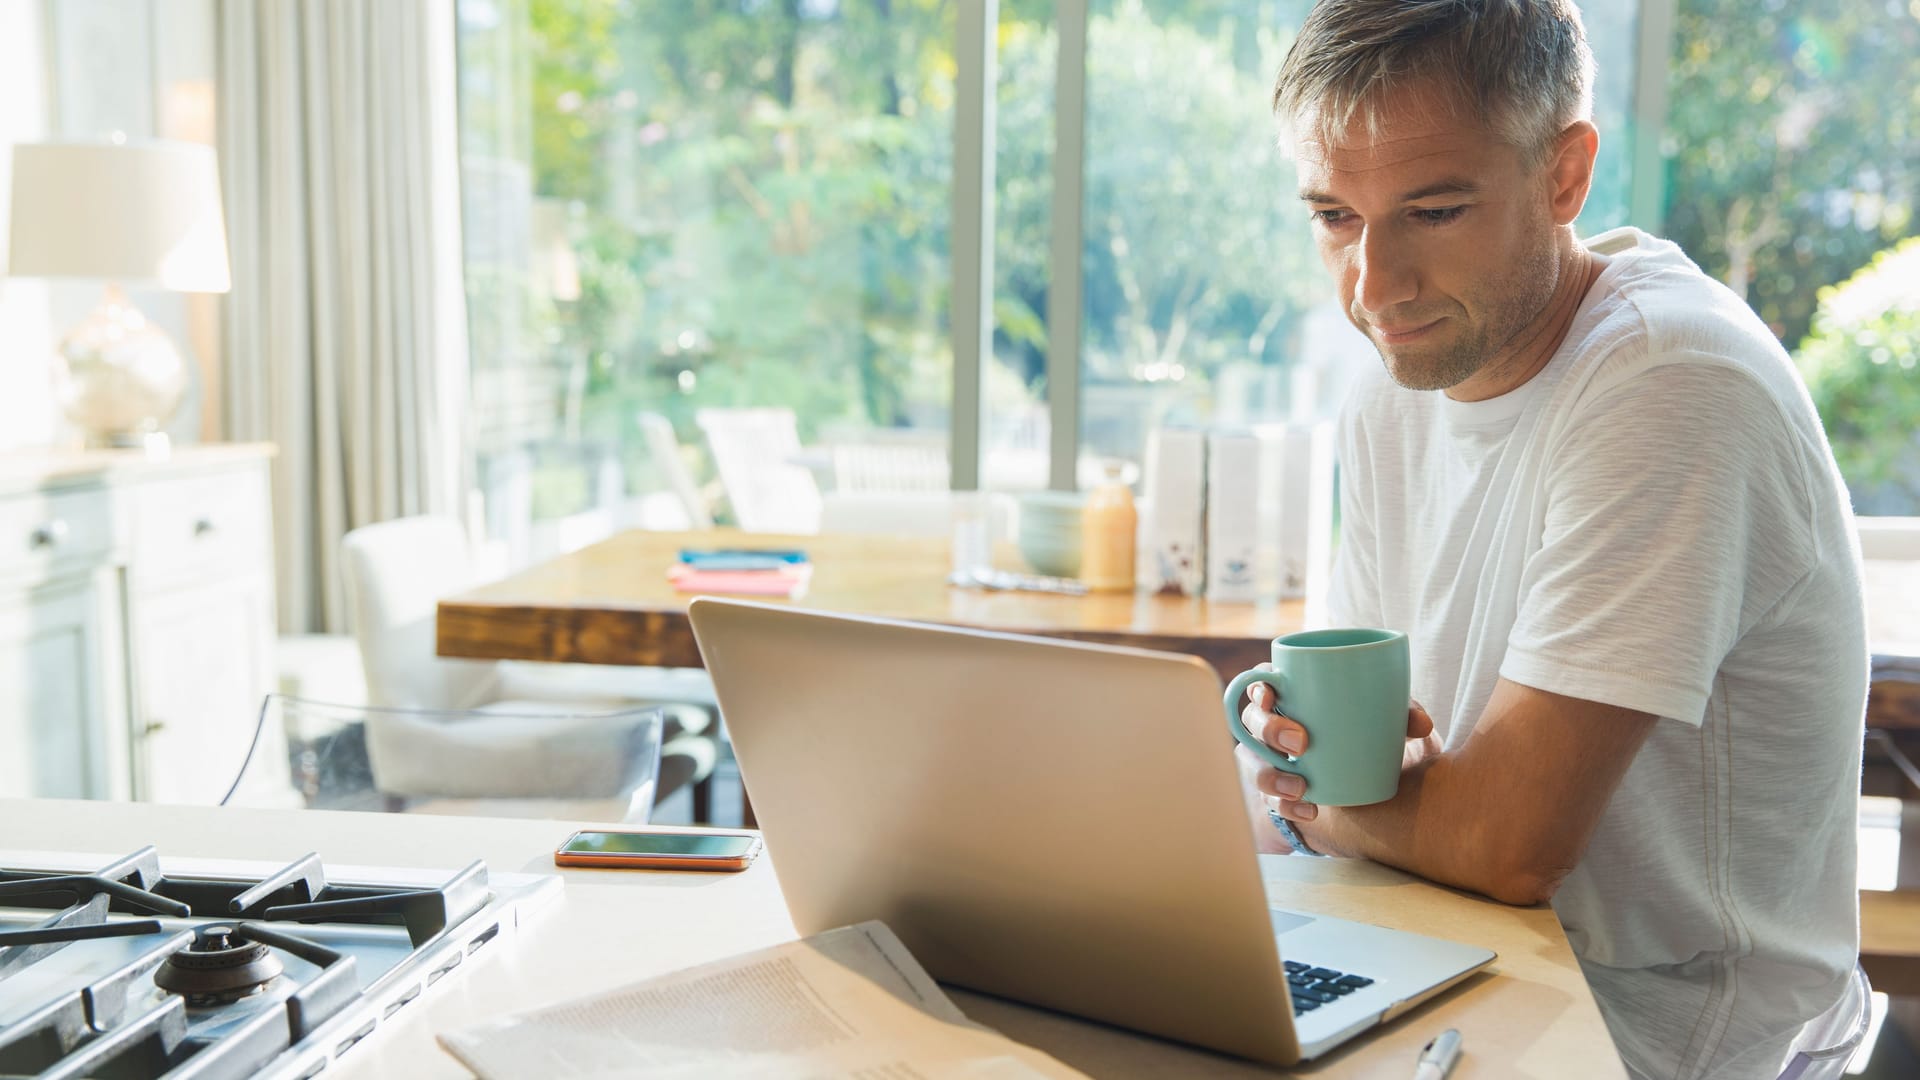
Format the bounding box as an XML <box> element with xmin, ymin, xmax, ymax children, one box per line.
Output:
<box><xmin>1663</xmin><ymin>0</ymin><xmax>1919</xmax><ymax>349</ymax></box>
<box><xmin>1795</xmin><ymin>238</ymin><xmax>1920</xmax><ymax>512</ymax></box>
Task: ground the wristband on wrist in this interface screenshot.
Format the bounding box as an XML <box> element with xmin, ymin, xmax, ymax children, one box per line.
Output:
<box><xmin>1267</xmin><ymin>806</ymin><xmax>1327</xmax><ymax>857</ymax></box>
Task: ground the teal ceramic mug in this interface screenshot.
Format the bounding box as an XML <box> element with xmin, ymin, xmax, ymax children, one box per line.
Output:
<box><xmin>1223</xmin><ymin>628</ymin><xmax>1410</xmax><ymax>807</ymax></box>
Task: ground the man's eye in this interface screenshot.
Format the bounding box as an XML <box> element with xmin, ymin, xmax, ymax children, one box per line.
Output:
<box><xmin>1413</xmin><ymin>206</ymin><xmax>1466</xmax><ymax>225</ymax></box>
<box><xmin>1311</xmin><ymin>209</ymin><xmax>1353</xmax><ymax>227</ymax></box>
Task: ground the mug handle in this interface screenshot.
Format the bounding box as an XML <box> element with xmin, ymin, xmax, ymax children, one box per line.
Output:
<box><xmin>1224</xmin><ymin>669</ymin><xmax>1303</xmax><ymax>774</ymax></box>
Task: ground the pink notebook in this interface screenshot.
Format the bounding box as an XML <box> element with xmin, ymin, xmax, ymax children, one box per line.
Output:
<box><xmin>667</xmin><ymin>563</ymin><xmax>813</xmax><ymax>598</ymax></box>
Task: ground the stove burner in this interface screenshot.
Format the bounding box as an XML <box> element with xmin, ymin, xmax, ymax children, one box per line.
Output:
<box><xmin>0</xmin><ymin>847</ymin><xmax>547</xmax><ymax>1080</ymax></box>
<box><xmin>155</xmin><ymin>924</ymin><xmax>285</xmax><ymax>1006</ymax></box>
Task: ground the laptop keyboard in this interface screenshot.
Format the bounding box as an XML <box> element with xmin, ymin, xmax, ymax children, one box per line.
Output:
<box><xmin>1283</xmin><ymin>960</ymin><xmax>1375</xmax><ymax>1015</ymax></box>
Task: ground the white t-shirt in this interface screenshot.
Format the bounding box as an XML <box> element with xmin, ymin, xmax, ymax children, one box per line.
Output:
<box><xmin>1328</xmin><ymin>228</ymin><xmax>1866</xmax><ymax>1080</ymax></box>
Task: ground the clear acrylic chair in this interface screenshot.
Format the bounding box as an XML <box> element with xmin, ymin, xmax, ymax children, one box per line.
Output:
<box><xmin>340</xmin><ymin>515</ymin><xmax>721</xmax><ymax>819</ymax></box>
<box><xmin>224</xmin><ymin>693</ymin><xmax>667</xmax><ymax>824</ymax></box>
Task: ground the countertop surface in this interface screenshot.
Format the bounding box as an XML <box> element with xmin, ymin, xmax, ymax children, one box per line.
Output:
<box><xmin>0</xmin><ymin>799</ymin><xmax>1625</xmax><ymax>1079</ymax></box>
<box><xmin>0</xmin><ymin>443</ymin><xmax>275</xmax><ymax>494</ymax></box>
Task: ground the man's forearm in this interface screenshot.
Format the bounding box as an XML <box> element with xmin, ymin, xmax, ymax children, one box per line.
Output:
<box><xmin>1311</xmin><ymin>753</ymin><xmax>1554</xmax><ymax>905</ymax></box>
<box><xmin>1301</xmin><ymin>681</ymin><xmax>1656</xmax><ymax>907</ymax></box>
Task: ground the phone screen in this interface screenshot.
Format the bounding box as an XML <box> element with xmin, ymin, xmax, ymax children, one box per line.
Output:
<box><xmin>562</xmin><ymin>831</ymin><xmax>759</xmax><ymax>858</ymax></box>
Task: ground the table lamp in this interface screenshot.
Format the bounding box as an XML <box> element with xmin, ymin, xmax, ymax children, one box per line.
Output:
<box><xmin>4</xmin><ymin>138</ymin><xmax>231</xmax><ymax>450</ymax></box>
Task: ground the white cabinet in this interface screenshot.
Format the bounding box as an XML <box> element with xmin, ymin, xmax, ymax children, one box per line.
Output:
<box><xmin>0</xmin><ymin>569</ymin><xmax>127</xmax><ymax>798</ymax></box>
<box><xmin>0</xmin><ymin>445</ymin><xmax>281</xmax><ymax>804</ymax></box>
<box><xmin>132</xmin><ymin>569</ymin><xmax>278</xmax><ymax>805</ymax></box>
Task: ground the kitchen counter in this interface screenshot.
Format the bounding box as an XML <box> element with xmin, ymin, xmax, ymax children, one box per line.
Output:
<box><xmin>0</xmin><ymin>443</ymin><xmax>276</xmax><ymax>495</ymax></box>
<box><xmin>0</xmin><ymin>799</ymin><xmax>1624</xmax><ymax>1078</ymax></box>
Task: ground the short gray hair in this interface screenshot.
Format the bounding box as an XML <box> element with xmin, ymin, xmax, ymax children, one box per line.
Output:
<box><xmin>1272</xmin><ymin>0</ymin><xmax>1595</xmax><ymax>163</ymax></box>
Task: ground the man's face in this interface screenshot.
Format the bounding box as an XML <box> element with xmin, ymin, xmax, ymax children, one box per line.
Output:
<box><xmin>1292</xmin><ymin>89</ymin><xmax>1563</xmax><ymax>398</ymax></box>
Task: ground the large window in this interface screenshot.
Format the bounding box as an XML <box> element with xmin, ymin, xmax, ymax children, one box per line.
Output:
<box><xmin>455</xmin><ymin>0</ymin><xmax>1920</xmax><ymax>564</ymax></box>
<box><xmin>458</xmin><ymin>0</ymin><xmax>957</xmax><ymax>561</ymax></box>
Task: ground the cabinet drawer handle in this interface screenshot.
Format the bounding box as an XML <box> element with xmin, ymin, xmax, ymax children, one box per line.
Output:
<box><xmin>29</xmin><ymin>520</ymin><xmax>69</xmax><ymax>549</ymax></box>
<box><xmin>193</xmin><ymin>517</ymin><xmax>217</xmax><ymax>537</ymax></box>
<box><xmin>143</xmin><ymin>720</ymin><xmax>167</xmax><ymax>738</ymax></box>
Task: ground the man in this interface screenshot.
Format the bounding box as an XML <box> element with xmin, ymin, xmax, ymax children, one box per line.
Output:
<box><xmin>1236</xmin><ymin>3</ymin><xmax>1868</xmax><ymax>1078</ymax></box>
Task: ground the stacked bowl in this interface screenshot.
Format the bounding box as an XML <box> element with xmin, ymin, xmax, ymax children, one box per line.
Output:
<box><xmin>1015</xmin><ymin>491</ymin><xmax>1086</xmax><ymax>578</ymax></box>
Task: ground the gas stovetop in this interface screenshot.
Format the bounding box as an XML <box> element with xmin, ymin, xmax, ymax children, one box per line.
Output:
<box><xmin>0</xmin><ymin>846</ymin><xmax>562</xmax><ymax>1079</ymax></box>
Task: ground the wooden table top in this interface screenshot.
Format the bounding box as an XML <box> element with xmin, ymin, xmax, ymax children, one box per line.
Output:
<box><xmin>439</xmin><ymin>529</ymin><xmax>1300</xmax><ymax>680</ymax></box>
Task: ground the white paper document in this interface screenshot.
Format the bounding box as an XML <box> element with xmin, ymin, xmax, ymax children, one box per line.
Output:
<box><xmin>438</xmin><ymin>921</ymin><xmax>1090</xmax><ymax>1080</ymax></box>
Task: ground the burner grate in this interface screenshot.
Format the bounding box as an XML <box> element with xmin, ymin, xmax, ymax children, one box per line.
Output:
<box><xmin>0</xmin><ymin>851</ymin><xmax>489</xmax><ymax>947</ymax></box>
<box><xmin>0</xmin><ymin>874</ymin><xmax>193</xmax><ymax>918</ymax></box>
<box><xmin>0</xmin><ymin>893</ymin><xmax>167</xmax><ymax>980</ymax></box>
<box><xmin>0</xmin><ymin>846</ymin><xmax>550</xmax><ymax>1080</ymax></box>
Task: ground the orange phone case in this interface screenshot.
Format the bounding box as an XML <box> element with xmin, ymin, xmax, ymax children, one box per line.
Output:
<box><xmin>552</xmin><ymin>832</ymin><xmax>760</xmax><ymax>872</ymax></box>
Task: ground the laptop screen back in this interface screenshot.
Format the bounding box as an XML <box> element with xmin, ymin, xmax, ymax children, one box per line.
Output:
<box><xmin>688</xmin><ymin>599</ymin><xmax>1299</xmax><ymax>1066</ymax></box>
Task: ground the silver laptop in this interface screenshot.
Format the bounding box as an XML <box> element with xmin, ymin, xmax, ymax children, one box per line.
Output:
<box><xmin>687</xmin><ymin>598</ymin><xmax>1493</xmax><ymax>1066</ymax></box>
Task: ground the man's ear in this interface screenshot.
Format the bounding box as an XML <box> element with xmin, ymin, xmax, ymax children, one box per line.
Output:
<box><xmin>1545</xmin><ymin>120</ymin><xmax>1599</xmax><ymax>226</ymax></box>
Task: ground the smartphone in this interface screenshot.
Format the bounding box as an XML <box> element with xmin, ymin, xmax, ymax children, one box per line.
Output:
<box><xmin>553</xmin><ymin>829</ymin><xmax>763</xmax><ymax>871</ymax></box>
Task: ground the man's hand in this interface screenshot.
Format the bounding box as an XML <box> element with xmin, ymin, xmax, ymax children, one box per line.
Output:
<box><xmin>1235</xmin><ymin>678</ymin><xmax>1435</xmax><ymax>856</ymax></box>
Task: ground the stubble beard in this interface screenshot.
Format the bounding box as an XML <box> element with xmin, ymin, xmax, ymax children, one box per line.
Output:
<box><xmin>1365</xmin><ymin>235</ymin><xmax>1563</xmax><ymax>395</ymax></box>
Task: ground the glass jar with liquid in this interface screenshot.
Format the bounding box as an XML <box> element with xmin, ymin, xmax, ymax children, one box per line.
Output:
<box><xmin>1080</xmin><ymin>464</ymin><xmax>1137</xmax><ymax>593</ymax></box>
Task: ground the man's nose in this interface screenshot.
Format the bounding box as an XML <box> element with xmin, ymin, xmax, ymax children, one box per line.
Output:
<box><xmin>1353</xmin><ymin>227</ymin><xmax>1418</xmax><ymax>316</ymax></box>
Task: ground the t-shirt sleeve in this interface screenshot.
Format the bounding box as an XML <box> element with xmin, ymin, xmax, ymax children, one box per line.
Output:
<box><xmin>1500</xmin><ymin>359</ymin><xmax>1820</xmax><ymax>724</ymax></box>
<box><xmin>1327</xmin><ymin>411</ymin><xmax>1385</xmax><ymax>630</ymax></box>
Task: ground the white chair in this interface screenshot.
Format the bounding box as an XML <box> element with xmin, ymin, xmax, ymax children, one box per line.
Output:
<box><xmin>695</xmin><ymin>407</ymin><xmax>822</xmax><ymax>533</ymax></box>
<box><xmin>339</xmin><ymin>516</ymin><xmax>722</xmax><ymax>819</ymax></box>
<box><xmin>819</xmin><ymin>490</ymin><xmax>1014</xmax><ymax>542</ymax></box>
<box><xmin>829</xmin><ymin>438</ymin><xmax>949</xmax><ymax>494</ymax></box>
<box><xmin>638</xmin><ymin>411</ymin><xmax>714</xmax><ymax>530</ymax></box>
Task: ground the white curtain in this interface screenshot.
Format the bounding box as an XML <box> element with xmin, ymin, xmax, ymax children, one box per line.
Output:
<box><xmin>217</xmin><ymin>0</ymin><xmax>470</xmax><ymax>632</ymax></box>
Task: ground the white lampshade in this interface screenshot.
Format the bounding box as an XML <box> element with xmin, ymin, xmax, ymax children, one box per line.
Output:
<box><xmin>5</xmin><ymin>140</ymin><xmax>231</xmax><ymax>293</ymax></box>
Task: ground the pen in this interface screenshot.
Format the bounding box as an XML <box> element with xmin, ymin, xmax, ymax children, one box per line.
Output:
<box><xmin>1412</xmin><ymin>1029</ymin><xmax>1462</xmax><ymax>1080</ymax></box>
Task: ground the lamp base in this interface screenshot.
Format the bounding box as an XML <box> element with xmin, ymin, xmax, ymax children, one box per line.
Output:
<box><xmin>52</xmin><ymin>284</ymin><xmax>188</xmax><ymax>449</ymax></box>
<box><xmin>87</xmin><ymin>429</ymin><xmax>173</xmax><ymax>458</ymax></box>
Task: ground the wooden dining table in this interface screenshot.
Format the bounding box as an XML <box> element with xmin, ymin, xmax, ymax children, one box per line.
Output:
<box><xmin>437</xmin><ymin>528</ymin><xmax>1298</xmax><ymax>682</ymax></box>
